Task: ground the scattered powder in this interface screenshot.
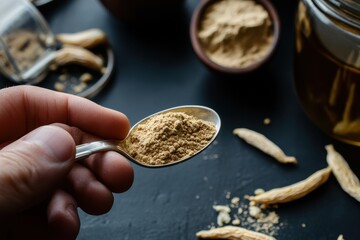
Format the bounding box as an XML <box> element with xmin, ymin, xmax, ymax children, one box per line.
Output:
<box><xmin>225</xmin><ymin>191</ymin><xmax>232</xmax><ymax>199</ymax></box>
<box><xmin>249</xmin><ymin>206</ymin><xmax>262</xmax><ymax>218</ymax></box>
<box><xmin>201</xmin><ymin>140</ymin><xmax>220</xmax><ymax>160</ymax></box>
<box><xmin>198</xmin><ymin>0</ymin><xmax>274</xmax><ymax>68</ymax></box>
<box><xmin>213</xmin><ymin>205</ymin><xmax>232</xmax><ymax>226</ymax></box>
<box><xmin>337</xmin><ymin>234</ymin><xmax>345</xmax><ymax>240</ymax></box>
<box><xmin>54</xmin><ymin>82</ymin><xmax>66</xmax><ymax>92</ymax></box>
<box><xmin>124</xmin><ymin>112</ymin><xmax>216</xmax><ymax>165</ymax></box>
<box><xmin>79</xmin><ymin>72</ymin><xmax>93</xmax><ymax>83</ymax></box>
<box><xmin>59</xmin><ymin>73</ymin><xmax>67</xmax><ymax>81</ymax></box>
<box><xmin>53</xmin><ymin>71</ymin><xmax>95</xmax><ymax>94</ymax></box>
<box><xmin>264</xmin><ymin>118</ymin><xmax>271</xmax><ymax>125</ymax></box>
<box><xmin>255</xmin><ymin>188</ymin><xmax>265</xmax><ymax>195</ymax></box>
<box><xmin>72</xmin><ymin>81</ymin><xmax>87</xmax><ymax>93</ymax></box>
<box><xmin>208</xmin><ymin>191</ymin><xmax>284</xmax><ymax>237</ymax></box>
<box><xmin>232</xmin><ymin>218</ymin><xmax>241</xmax><ymax>225</ymax></box>
<box><xmin>231</xmin><ymin>197</ymin><xmax>240</xmax><ymax>206</ymax></box>
<box><xmin>202</xmin><ymin>153</ymin><xmax>219</xmax><ymax>160</ymax></box>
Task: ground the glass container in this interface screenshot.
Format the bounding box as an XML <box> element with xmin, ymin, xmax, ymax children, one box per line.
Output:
<box><xmin>0</xmin><ymin>0</ymin><xmax>55</xmax><ymax>84</ymax></box>
<box><xmin>294</xmin><ymin>0</ymin><xmax>360</xmax><ymax>145</ymax></box>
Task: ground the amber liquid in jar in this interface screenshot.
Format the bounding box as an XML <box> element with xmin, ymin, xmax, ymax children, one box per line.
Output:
<box><xmin>294</xmin><ymin>3</ymin><xmax>360</xmax><ymax>145</ymax></box>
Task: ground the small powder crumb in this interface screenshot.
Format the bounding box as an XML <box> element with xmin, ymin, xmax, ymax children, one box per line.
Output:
<box><xmin>249</xmin><ymin>201</ymin><xmax>256</xmax><ymax>206</ymax></box>
<box><xmin>213</xmin><ymin>205</ymin><xmax>231</xmax><ymax>227</ymax></box>
<box><xmin>337</xmin><ymin>234</ymin><xmax>345</xmax><ymax>240</ymax></box>
<box><xmin>59</xmin><ymin>73</ymin><xmax>67</xmax><ymax>81</ymax></box>
<box><xmin>213</xmin><ymin>205</ymin><xmax>231</xmax><ymax>213</ymax></box>
<box><xmin>232</xmin><ymin>218</ymin><xmax>241</xmax><ymax>225</ymax></box>
<box><xmin>73</xmin><ymin>82</ymin><xmax>87</xmax><ymax>93</ymax></box>
<box><xmin>255</xmin><ymin>188</ymin><xmax>265</xmax><ymax>195</ymax></box>
<box><xmin>54</xmin><ymin>82</ymin><xmax>65</xmax><ymax>92</ymax></box>
<box><xmin>203</xmin><ymin>153</ymin><xmax>220</xmax><ymax>160</ymax></box>
<box><xmin>264</xmin><ymin>118</ymin><xmax>271</xmax><ymax>125</ymax></box>
<box><xmin>226</xmin><ymin>191</ymin><xmax>231</xmax><ymax>199</ymax></box>
<box><xmin>301</xmin><ymin>223</ymin><xmax>306</xmax><ymax>228</ymax></box>
<box><xmin>231</xmin><ymin>197</ymin><xmax>240</xmax><ymax>206</ymax></box>
<box><xmin>80</xmin><ymin>72</ymin><xmax>93</xmax><ymax>83</ymax></box>
<box><xmin>249</xmin><ymin>206</ymin><xmax>262</xmax><ymax>219</ymax></box>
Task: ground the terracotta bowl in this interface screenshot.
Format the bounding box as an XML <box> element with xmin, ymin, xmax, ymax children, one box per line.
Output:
<box><xmin>190</xmin><ymin>0</ymin><xmax>280</xmax><ymax>75</ymax></box>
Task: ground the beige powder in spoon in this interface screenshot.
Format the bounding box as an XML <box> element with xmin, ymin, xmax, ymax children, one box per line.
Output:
<box><xmin>124</xmin><ymin>112</ymin><xmax>216</xmax><ymax>165</ymax></box>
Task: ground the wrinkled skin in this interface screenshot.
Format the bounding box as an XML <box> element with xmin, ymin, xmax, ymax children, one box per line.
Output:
<box><xmin>0</xmin><ymin>86</ymin><xmax>134</xmax><ymax>240</ymax></box>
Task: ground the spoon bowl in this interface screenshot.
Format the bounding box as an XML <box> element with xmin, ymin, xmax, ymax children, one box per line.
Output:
<box><xmin>75</xmin><ymin>105</ymin><xmax>221</xmax><ymax>168</ymax></box>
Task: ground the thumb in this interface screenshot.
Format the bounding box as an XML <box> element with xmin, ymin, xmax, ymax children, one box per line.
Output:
<box><xmin>0</xmin><ymin>125</ymin><xmax>75</xmax><ymax>215</ymax></box>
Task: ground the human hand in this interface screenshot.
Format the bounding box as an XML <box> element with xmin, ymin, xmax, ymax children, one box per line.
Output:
<box><xmin>0</xmin><ymin>86</ymin><xmax>134</xmax><ymax>239</ymax></box>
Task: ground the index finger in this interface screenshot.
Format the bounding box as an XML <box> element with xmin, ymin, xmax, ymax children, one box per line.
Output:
<box><xmin>0</xmin><ymin>86</ymin><xmax>130</xmax><ymax>142</ymax></box>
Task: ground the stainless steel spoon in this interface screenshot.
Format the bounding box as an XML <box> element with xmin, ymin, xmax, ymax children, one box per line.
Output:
<box><xmin>75</xmin><ymin>105</ymin><xmax>221</xmax><ymax>168</ymax></box>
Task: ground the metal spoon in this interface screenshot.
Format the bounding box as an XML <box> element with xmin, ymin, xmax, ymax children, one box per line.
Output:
<box><xmin>75</xmin><ymin>105</ymin><xmax>221</xmax><ymax>168</ymax></box>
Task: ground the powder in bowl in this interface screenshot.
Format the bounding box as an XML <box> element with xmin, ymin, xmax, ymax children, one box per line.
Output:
<box><xmin>197</xmin><ymin>0</ymin><xmax>275</xmax><ymax>69</ymax></box>
<box><xmin>123</xmin><ymin>112</ymin><xmax>217</xmax><ymax>166</ymax></box>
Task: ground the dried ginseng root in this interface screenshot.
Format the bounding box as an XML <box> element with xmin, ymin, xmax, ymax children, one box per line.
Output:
<box><xmin>56</xmin><ymin>28</ymin><xmax>107</xmax><ymax>49</ymax></box>
<box><xmin>53</xmin><ymin>46</ymin><xmax>105</xmax><ymax>73</ymax></box>
<box><xmin>247</xmin><ymin>167</ymin><xmax>331</xmax><ymax>205</ymax></box>
<box><xmin>233</xmin><ymin>128</ymin><xmax>297</xmax><ymax>164</ymax></box>
<box><xmin>325</xmin><ymin>144</ymin><xmax>360</xmax><ymax>202</ymax></box>
<box><xmin>196</xmin><ymin>226</ymin><xmax>276</xmax><ymax>240</ymax></box>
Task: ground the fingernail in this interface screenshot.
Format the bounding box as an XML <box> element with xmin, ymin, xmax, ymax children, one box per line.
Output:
<box><xmin>24</xmin><ymin>126</ymin><xmax>74</xmax><ymax>163</ymax></box>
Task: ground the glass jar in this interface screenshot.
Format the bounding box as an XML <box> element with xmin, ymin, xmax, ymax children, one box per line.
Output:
<box><xmin>294</xmin><ymin>0</ymin><xmax>360</xmax><ymax>146</ymax></box>
<box><xmin>0</xmin><ymin>0</ymin><xmax>55</xmax><ymax>84</ymax></box>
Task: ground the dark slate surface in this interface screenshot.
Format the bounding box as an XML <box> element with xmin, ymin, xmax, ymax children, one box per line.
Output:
<box><xmin>1</xmin><ymin>0</ymin><xmax>360</xmax><ymax>239</ymax></box>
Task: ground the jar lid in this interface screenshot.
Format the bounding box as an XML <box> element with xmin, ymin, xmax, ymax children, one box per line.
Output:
<box><xmin>315</xmin><ymin>0</ymin><xmax>360</xmax><ymax>30</ymax></box>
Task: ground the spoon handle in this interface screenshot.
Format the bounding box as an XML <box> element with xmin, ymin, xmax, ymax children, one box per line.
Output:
<box><xmin>75</xmin><ymin>140</ymin><xmax>121</xmax><ymax>161</ymax></box>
